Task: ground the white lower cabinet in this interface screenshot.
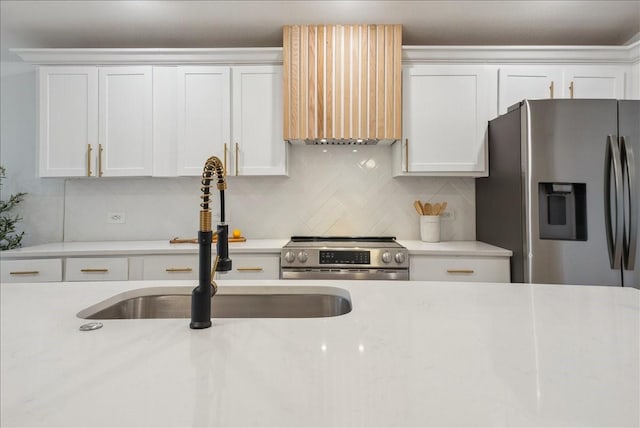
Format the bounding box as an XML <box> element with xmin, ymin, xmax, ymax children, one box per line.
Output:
<box><xmin>139</xmin><ymin>253</ymin><xmax>280</xmax><ymax>281</ymax></box>
<box><xmin>1</xmin><ymin>259</ymin><xmax>63</xmax><ymax>283</ymax></box>
<box><xmin>142</xmin><ymin>255</ymin><xmax>198</xmax><ymax>280</ymax></box>
<box><xmin>410</xmin><ymin>255</ymin><xmax>510</xmax><ymax>283</ymax></box>
<box><xmin>64</xmin><ymin>257</ymin><xmax>129</xmax><ymax>281</ymax></box>
<box><xmin>219</xmin><ymin>254</ymin><xmax>280</xmax><ymax>280</ymax></box>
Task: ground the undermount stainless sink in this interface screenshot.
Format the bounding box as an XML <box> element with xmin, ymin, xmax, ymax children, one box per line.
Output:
<box><xmin>77</xmin><ymin>286</ymin><xmax>352</xmax><ymax>319</ymax></box>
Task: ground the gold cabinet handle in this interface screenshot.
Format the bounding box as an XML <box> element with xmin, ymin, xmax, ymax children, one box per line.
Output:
<box><xmin>404</xmin><ymin>138</ymin><xmax>409</xmax><ymax>173</ymax></box>
<box><xmin>549</xmin><ymin>81</ymin><xmax>554</xmax><ymax>99</ymax></box>
<box><xmin>223</xmin><ymin>143</ymin><xmax>228</xmax><ymax>176</ymax></box>
<box><xmin>446</xmin><ymin>269</ymin><xmax>475</xmax><ymax>274</ymax></box>
<box><xmin>165</xmin><ymin>267</ymin><xmax>193</xmax><ymax>273</ymax></box>
<box><xmin>569</xmin><ymin>81</ymin><xmax>574</xmax><ymax>99</ymax></box>
<box><xmin>10</xmin><ymin>271</ymin><xmax>40</xmax><ymax>275</ymax></box>
<box><xmin>236</xmin><ymin>267</ymin><xmax>264</xmax><ymax>272</ymax></box>
<box><xmin>235</xmin><ymin>142</ymin><xmax>239</xmax><ymax>176</ymax></box>
<box><xmin>80</xmin><ymin>268</ymin><xmax>109</xmax><ymax>273</ymax></box>
<box><xmin>98</xmin><ymin>144</ymin><xmax>104</xmax><ymax>177</ymax></box>
<box><xmin>87</xmin><ymin>144</ymin><xmax>93</xmax><ymax>176</ymax></box>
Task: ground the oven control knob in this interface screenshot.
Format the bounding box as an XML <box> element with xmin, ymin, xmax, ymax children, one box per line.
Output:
<box><xmin>297</xmin><ymin>251</ymin><xmax>309</xmax><ymax>263</ymax></box>
<box><xmin>394</xmin><ymin>252</ymin><xmax>406</xmax><ymax>264</ymax></box>
<box><xmin>284</xmin><ymin>251</ymin><xmax>296</xmax><ymax>263</ymax></box>
<box><xmin>381</xmin><ymin>251</ymin><xmax>392</xmax><ymax>263</ymax></box>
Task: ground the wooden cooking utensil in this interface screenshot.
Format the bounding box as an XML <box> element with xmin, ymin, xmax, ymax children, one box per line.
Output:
<box><xmin>423</xmin><ymin>202</ymin><xmax>432</xmax><ymax>215</ymax></box>
<box><xmin>414</xmin><ymin>200</ymin><xmax>424</xmax><ymax>215</ymax></box>
<box><xmin>432</xmin><ymin>203</ymin><xmax>442</xmax><ymax>216</ymax></box>
<box><xmin>438</xmin><ymin>201</ymin><xmax>448</xmax><ymax>215</ymax></box>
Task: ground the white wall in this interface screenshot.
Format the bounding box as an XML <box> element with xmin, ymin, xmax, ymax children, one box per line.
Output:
<box><xmin>1</xmin><ymin>62</ymin><xmax>476</xmax><ymax>245</ymax></box>
<box><xmin>0</xmin><ymin>62</ymin><xmax>65</xmax><ymax>246</ymax></box>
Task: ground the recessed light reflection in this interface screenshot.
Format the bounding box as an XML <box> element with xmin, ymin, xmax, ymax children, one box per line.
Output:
<box><xmin>358</xmin><ymin>344</ymin><xmax>365</xmax><ymax>353</ymax></box>
<box><xmin>321</xmin><ymin>343</ymin><xmax>327</xmax><ymax>352</ymax></box>
<box><xmin>322</xmin><ymin>149</ymin><xmax>328</xmax><ymax>153</ymax></box>
<box><xmin>352</xmin><ymin>149</ymin><xmax>358</xmax><ymax>153</ymax></box>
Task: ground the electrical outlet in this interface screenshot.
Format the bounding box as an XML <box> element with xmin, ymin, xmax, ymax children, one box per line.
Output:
<box><xmin>107</xmin><ymin>212</ymin><xmax>126</xmax><ymax>224</ymax></box>
<box><xmin>440</xmin><ymin>210</ymin><xmax>455</xmax><ymax>221</ymax></box>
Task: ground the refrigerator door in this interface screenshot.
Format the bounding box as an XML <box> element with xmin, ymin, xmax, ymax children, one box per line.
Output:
<box><xmin>619</xmin><ymin>100</ymin><xmax>640</xmax><ymax>289</ymax></box>
<box><xmin>525</xmin><ymin>99</ymin><xmax>622</xmax><ymax>286</ymax></box>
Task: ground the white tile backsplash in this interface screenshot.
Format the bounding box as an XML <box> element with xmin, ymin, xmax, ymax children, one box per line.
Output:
<box><xmin>63</xmin><ymin>145</ymin><xmax>475</xmax><ymax>241</ymax></box>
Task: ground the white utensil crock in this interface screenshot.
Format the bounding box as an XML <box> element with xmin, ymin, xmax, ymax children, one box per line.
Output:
<box><xmin>420</xmin><ymin>215</ymin><xmax>440</xmax><ymax>242</ymax></box>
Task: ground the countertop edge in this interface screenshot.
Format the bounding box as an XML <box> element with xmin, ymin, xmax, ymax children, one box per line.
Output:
<box><xmin>0</xmin><ymin>239</ymin><xmax>513</xmax><ymax>258</ymax></box>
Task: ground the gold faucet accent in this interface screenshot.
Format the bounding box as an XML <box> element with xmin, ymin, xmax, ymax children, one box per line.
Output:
<box><xmin>199</xmin><ymin>156</ymin><xmax>226</xmax><ymax>232</ymax></box>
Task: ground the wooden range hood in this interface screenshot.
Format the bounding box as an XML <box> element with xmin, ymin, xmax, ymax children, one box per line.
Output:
<box><xmin>283</xmin><ymin>24</ymin><xmax>402</xmax><ymax>145</ymax></box>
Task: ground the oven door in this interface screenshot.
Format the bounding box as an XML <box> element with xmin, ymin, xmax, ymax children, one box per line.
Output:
<box><xmin>280</xmin><ymin>268</ymin><xmax>409</xmax><ymax>280</ymax></box>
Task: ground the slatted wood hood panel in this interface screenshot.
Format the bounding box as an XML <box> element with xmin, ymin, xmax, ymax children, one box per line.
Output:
<box><xmin>283</xmin><ymin>24</ymin><xmax>402</xmax><ymax>144</ymax></box>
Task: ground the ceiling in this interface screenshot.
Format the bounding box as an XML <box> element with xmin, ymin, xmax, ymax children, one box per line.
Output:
<box><xmin>1</xmin><ymin>0</ymin><xmax>639</xmax><ymax>62</ymax></box>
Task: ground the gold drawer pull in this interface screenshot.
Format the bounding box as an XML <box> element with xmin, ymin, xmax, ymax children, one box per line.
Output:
<box><xmin>236</xmin><ymin>267</ymin><xmax>263</xmax><ymax>272</ymax></box>
<box><xmin>10</xmin><ymin>271</ymin><xmax>40</xmax><ymax>275</ymax></box>
<box><xmin>165</xmin><ymin>267</ymin><xmax>193</xmax><ymax>273</ymax></box>
<box><xmin>446</xmin><ymin>269</ymin><xmax>475</xmax><ymax>274</ymax></box>
<box><xmin>80</xmin><ymin>268</ymin><xmax>109</xmax><ymax>273</ymax></box>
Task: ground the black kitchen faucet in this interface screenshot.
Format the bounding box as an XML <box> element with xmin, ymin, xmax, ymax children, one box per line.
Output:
<box><xmin>190</xmin><ymin>156</ymin><xmax>232</xmax><ymax>329</ymax></box>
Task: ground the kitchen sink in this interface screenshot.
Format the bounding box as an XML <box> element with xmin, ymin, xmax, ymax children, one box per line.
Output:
<box><xmin>77</xmin><ymin>286</ymin><xmax>352</xmax><ymax>319</ymax></box>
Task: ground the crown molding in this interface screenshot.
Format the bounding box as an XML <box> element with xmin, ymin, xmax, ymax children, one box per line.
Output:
<box><xmin>403</xmin><ymin>42</ymin><xmax>640</xmax><ymax>64</ymax></box>
<box><xmin>11</xmin><ymin>47</ymin><xmax>283</xmax><ymax>65</ymax></box>
<box><xmin>12</xmin><ymin>42</ymin><xmax>640</xmax><ymax>65</ymax></box>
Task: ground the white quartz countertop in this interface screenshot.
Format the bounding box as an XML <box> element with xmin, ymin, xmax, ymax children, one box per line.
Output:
<box><xmin>1</xmin><ymin>279</ymin><xmax>637</xmax><ymax>427</ymax></box>
<box><xmin>0</xmin><ymin>239</ymin><xmax>290</xmax><ymax>257</ymax></box>
<box><xmin>398</xmin><ymin>240</ymin><xmax>512</xmax><ymax>256</ymax></box>
<box><xmin>0</xmin><ymin>239</ymin><xmax>511</xmax><ymax>258</ymax></box>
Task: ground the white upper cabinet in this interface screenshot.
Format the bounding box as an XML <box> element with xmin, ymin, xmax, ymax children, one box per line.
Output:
<box><xmin>171</xmin><ymin>65</ymin><xmax>287</xmax><ymax>177</ymax></box>
<box><xmin>232</xmin><ymin>66</ymin><xmax>286</xmax><ymax>176</ymax></box>
<box><xmin>563</xmin><ymin>66</ymin><xmax>625</xmax><ymax>99</ymax></box>
<box><xmin>498</xmin><ymin>66</ymin><xmax>563</xmax><ymax>114</ymax></box>
<box><xmin>39</xmin><ymin>66</ymin><xmax>98</xmax><ymax>177</ymax></box>
<box><xmin>98</xmin><ymin>66</ymin><xmax>153</xmax><ymax>177</ymax></box>
<box><xmin>176</xmin><ymin>66</ymin><xmax>231</xmax><ymax>176</ymax></box>
<box><xmin>393</xmin><ymin>64</ymin><xmax>492</xmax><ymax>177</ymax></box>
<box><xmin>498</xmin><ymin>65</ymin><xmax>627</xmax><ymax>114</ymax></box>
<box><xmin>39</xmin><ymin>65</ymin><xmax>153</xmax><ymax>177</ymax></box>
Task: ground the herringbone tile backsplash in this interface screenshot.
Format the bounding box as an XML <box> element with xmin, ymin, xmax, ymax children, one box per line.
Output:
<box><xmin>64</xmin><ymin>145</ymin><xmax>475</xmax><ymax>241</ymax></box>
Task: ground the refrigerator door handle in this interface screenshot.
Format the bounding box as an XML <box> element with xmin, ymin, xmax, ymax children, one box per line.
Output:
<box><xmin>621</xmin><ymin>136</ymin><xmax>637</xmax><ymax>270</ymax></box>
<box><xmin>604</xmin><ymin>135</ymin><xmax>624</xmax><ymax>269</ymax></box>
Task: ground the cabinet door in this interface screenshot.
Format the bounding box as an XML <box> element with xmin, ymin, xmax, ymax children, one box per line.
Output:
<box><xmin>1</xmin><ymin>259</ymin><xmax>63</xmax><ymax>283</ymax></box>
<box><xmin>98</xmin><ymin>66</ymin><xmax>153</xmax><ymax>176</ymax></box>
<box><xmin>563</xmin><ymin>66</ymin><xmax>625</xmax><ymax>99</ymax></box>
<box><xmin>410</xmin><ymin>255</ymin><xmax>510</xmax><ymax>283</ymax></box>
<box><xmin>65</xmin><ymin>257</ymin><xmax>128</xmax><ymax>281</ymax></box>
<box><xmin>218</xmin><ymin>254</ymin><xmax>280</xmax><ymax>280</ymax></box>
<box><xmin>39</xmin><ymin>66</ymin><xmax>98</xmax><ymax>177</ymax></box>
<box><xmin>232</xmin><ymin>66</ymin><xmax>287</xmax><ymax>176</ymax></box>
<box><xmin>142</xmin><ymin>255</ymin><xmax>198</xmax><ymax>280</ymax></box>
<box><xmin>400</xmin><ymin>65</ymin><xmax>491</xmax><ymax>176</ymax></box>
<box><xmin>176</xmin><ymin>66</ymin><xmax>231</xmax><ymax>176</ymax></box>
<box><xmin>498</xmin><ymin>66</ymin><xmax>563</xmax><ymax>114</ymax></box>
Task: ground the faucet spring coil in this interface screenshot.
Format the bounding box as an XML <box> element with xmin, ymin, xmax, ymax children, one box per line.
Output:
<box><xmin>200</xmin><ymin>156</ymin><xmax>226</xmax><ymax>211</ymax></box>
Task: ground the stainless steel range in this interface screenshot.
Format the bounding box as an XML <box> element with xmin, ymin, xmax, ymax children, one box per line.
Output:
<box><xmin>280</xmin><ymin>236</ymin><xmax>409</xmax><ymax>280</ymax></box>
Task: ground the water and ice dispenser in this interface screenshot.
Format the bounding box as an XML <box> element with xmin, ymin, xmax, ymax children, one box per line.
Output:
<box><xmin>538</xmin><ymin>183</ymin><xmax>587</xmax><ymax>241</ymax></box>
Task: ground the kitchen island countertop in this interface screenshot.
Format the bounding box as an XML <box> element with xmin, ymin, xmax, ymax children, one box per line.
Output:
<box><xmin>1</xmin><ymin>279</ymin><xmax>636</xmax><ymax>427</ymax></box>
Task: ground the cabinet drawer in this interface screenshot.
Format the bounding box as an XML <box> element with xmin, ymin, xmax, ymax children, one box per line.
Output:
<box><xmin>410</xmin><ymin>256</ymin><xmax>510</xmax><ymax>283</ymax></box>
<box><xmin>220</xmin><ymin>254</ymin><xmax>280</xmax><ymax>280</ymax></box>
<box><xmin>65</xmin><ymin>257</ymin><xmax>128</xmax><ymax>281</ymax></box>
<box><xmin>1</xmin><ymin>259</ymin><xmax>62</xmax><ymax>283</ymax></box>
<box><xmin>143</xmin><ymin>255</ymin><xmax>199</xmax><ymax>280</ymax></box>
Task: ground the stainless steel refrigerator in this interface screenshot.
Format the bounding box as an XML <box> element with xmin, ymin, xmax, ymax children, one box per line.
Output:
<box><xmin>477</xmin><ymin>99</ymin><xmax>639</xmax><ymax>288</ymax></box>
